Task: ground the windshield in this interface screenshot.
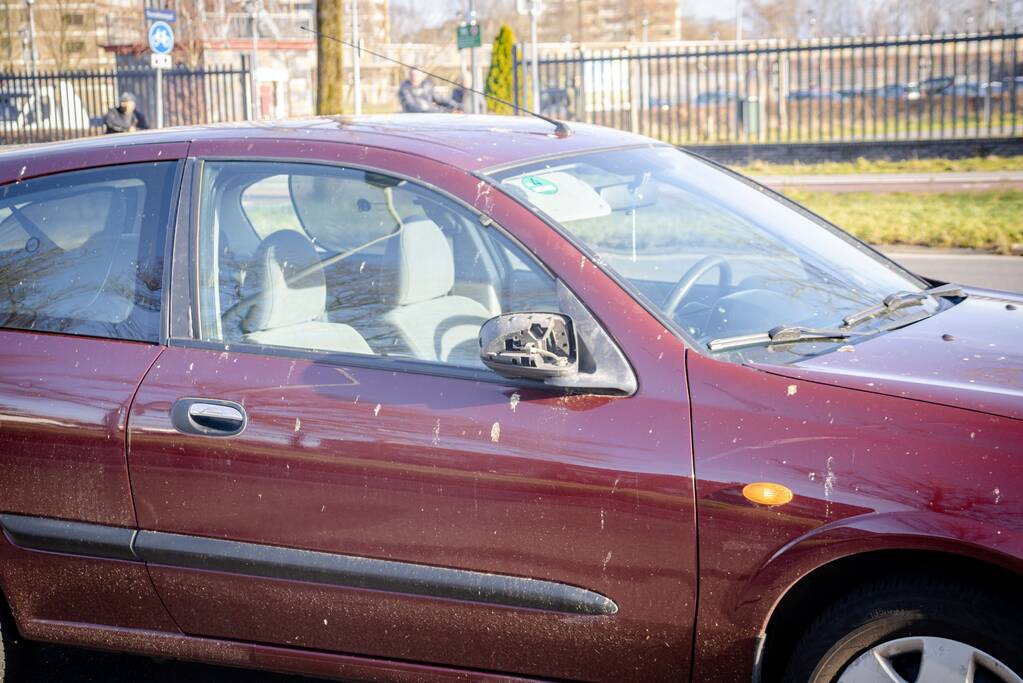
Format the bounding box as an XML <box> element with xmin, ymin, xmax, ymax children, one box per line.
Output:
<box><xmin>489</xmin><ymin>146</ymin><xmax>940</xmax><ymax>360</ymax></box>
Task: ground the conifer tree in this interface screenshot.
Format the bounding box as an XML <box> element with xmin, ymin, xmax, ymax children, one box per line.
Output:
<box><xmin>485</xmin><ymin>24</ymin><xmax>517</xmax><ymax>115</ymax></box>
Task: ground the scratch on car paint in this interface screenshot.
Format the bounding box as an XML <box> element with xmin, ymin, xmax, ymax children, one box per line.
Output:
<box><xmin>294</xmin><ymin>418</ymin><xmax>301</xmax><ymax>433</ymax></box>
<box><xmin>432</xmin><ymin>419</ymin><xmax>441</xmax><ymax>446</ymax></box>
<box><xmin>824</xmin><ymin>456</ymin><xmax>836</xmax><ymax>516</ymax></box>
<box><xmin>490</xmin><ymin>422</ymin><xmax>501</xmax><ymax>443</ymax></box>
<box><xmin>373</xmin><ymin>404</ymin><xmax>381</xmax><ymax>417</ymax></box>
<box><xmin>509</xmin><ymin>392</ymin><xmax>520</xmax><ymax>412</ymax></box>
<box><xmin>602</xmin><ymin>551</ymin><xmax>612</xmax><ymax>571</ymax></box>
<box><xmin>786</xmin><ymin>384</ymin><xmax>798</xmax><ymax>396</ymax></box>
<box><xmin>600</xmin><ymin>509</ymin><xmax>605</xmax><ymax>530</ymax></box>
<box><xmin>994</xmin><ymin>488</ymin><xmax>1001</xmax><ymax>504</ymax></box>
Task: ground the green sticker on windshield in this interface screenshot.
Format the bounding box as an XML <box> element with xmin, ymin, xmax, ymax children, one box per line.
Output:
<box><xmin>521</xmin><ymin>175</ymin><xmax>558</xmax><ymax>195</ymax></box>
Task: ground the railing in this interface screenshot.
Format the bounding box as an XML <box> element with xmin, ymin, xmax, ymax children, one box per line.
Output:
<box><xmin>0</xmin><ymin>61</ymin><xmax>250</xmax><ymax>145</ymax></box>
<box><xmin>514</xmin><ymin>31</ymin><xmax>1023</xmax><ymax>144</ymax></box>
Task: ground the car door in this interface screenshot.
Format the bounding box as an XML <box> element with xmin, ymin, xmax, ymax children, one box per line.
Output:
<box><xmin>126</xmin><ymin>140</ymin><xmax>697</xmax><ymax>681</ymax></box>
<box><xmin>0</xmin><ymin>149</ymin><xmax>184</xmax><ymax>636</ymax></box>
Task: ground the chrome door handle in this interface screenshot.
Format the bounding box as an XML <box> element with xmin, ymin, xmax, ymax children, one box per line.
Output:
<box><xmin>170</xmin><ymin>398</ymin><xmax>247</xmax><ymax>437</ymax></box>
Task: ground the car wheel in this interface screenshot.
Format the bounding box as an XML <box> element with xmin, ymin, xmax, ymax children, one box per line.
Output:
<box><xmin>0</xmin><ymin>602</ymin><xmax>32</xmax><ymax>682</ymax></box>
<box><xmin>783</xmin><ymin>576</ymin><xmax>1023</xmax><ymax>683</ymax></box>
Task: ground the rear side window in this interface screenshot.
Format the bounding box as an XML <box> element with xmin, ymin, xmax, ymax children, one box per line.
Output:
<box><xmin>0</xmin><ymin>161</ymin><xmax>178</xmax><ymax>342</ymax></box>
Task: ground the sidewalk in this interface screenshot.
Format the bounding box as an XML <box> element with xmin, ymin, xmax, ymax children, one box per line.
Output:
<box><xmin>756</xmin><ymin>170</ymin><xmax>1023</xmax><ymax>193</ymax></box>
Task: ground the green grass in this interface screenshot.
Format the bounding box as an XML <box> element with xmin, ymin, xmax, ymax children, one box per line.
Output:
<box><xmin>735</xmin><ymin>155</ymin><xmax>1023</xmax><ymax>177</ymax></box>
<box><xmin>786</xmin><ymin>189</ymin><xmax>1023</xmax><ymax>254</ymax></box>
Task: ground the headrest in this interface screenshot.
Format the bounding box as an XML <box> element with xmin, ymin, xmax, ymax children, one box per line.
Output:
<box><xmin>384</xmin><ymin>219</ymin><xmax>454</xmax><ymax>306</ymax></box>
<box><xmin>243</xmin><ymin>230</ymin><xmax>326</xmax><ymax>333</ymax></box>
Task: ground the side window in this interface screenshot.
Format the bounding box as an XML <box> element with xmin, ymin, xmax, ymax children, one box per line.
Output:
<box><xmin>196</xmin><ymin>161</ymin><xmax>562</xmax><ymax>370</ymax></box>
<box><xmin>0</xmin><ymin>161</ymin><xmax>179</xmax><ymax>342</ymax></box>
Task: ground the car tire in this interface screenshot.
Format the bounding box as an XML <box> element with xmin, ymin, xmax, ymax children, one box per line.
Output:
<box><xmin>783</xmin><ymin>575</ymin><xmax>1023</xmax><ymax>683</ymax></box>
<box><xmin>0</xmin><ymin>601</ymin><xmax>32</xmax><ymax>683</ymax></box>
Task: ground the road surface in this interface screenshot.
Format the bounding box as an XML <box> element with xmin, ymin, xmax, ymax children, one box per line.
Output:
<box><xmin>757</xmin><ymin>170</ymin><xmax>1023</xmax><ymax>193</ymax></box>
<box><xmin>883</xmin><ymin>247</ymin><xmax>1023</xmax><ymax>293</ymax></box>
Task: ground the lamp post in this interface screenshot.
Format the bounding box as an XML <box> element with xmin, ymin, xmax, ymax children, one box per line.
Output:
<box><xmin>25</xmin><ymin>0</ymin><xmax>38</xmax><ymax>75</ymax></box>
<box><xmin>244</xmin><ymin>0</ymin><xmax>261</xmax><ymax>119</ymax></box>
<box><xmin>351</xmin><ymin>0</ymin><xmax>361</xmax><ymax>115</ymax></box>
<box><xmin>735</xmin><ymin>0</ymin><xmax>743</xmax><ymax>43</ymax></box>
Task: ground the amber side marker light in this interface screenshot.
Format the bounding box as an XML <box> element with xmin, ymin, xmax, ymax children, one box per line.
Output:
<box><xmin>742</xmin><ymin>482</ymin><xmax>794</xmax><ymax>506</ymax></box>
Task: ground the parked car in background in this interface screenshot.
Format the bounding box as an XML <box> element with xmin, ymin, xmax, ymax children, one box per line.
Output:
<box><xmin>787</xmin><ymin>88</ymin><xmax>843</xmax><ymax>101</ymax></box>
<box><xmin>919</xmin><ymin>75</ymin><xmax>955</xmax><ymax>95</ymax></box>
<box><xmin>692</xmin><ymin>90</ymin><xmax>738</xmax><ymax>105</ymax></box>
<box><xmin>0</xmin><ymin>81</ymin><xmax>93</xmax><ymax>143</ymax></box>
<box><xmin>0</xmin><ymin>115</ymin><xmax>1022</xmax><ymax>683</ymax></box>
<box><xmin>869</xmin><ymin>82</ymin><xmax>922</xmax><ymax>101</ymax></box>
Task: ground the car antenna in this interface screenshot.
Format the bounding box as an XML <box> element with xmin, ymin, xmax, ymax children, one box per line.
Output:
<box><xmin>300</xmin><ymin>25</ymin><xmax>572</xmax><ymax>138</ymax></box>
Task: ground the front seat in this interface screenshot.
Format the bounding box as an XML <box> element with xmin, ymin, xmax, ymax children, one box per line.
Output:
<box><xmin>242</xmin><ymin>230</ymin><xmax>373</xmax><ymax>355</ymax></box>
<box><xmin>382</xmin><ymin>218</ymin><xmax>492</xmax><ymax>364</ymax></box>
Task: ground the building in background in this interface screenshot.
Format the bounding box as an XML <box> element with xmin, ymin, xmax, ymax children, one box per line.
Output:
<box><xmin>0</xmin><ymin>0</ymin><xmax>137</xmax><ymax>70</ymax></box>
<box><xmin>537</xmin><ymin>0</ymin><xmax>682</xmax><ymax>43</ymax></box>
<box><xmin>2</xmin><ymin>0</ymin><xmax>390</xmax><ymax>118</ymax></box>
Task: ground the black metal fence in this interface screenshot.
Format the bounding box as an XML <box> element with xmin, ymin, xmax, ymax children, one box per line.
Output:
<box><xmin>0</xmin><ymin>60</ymin><xmax>250</xmax><ymax>145</ymax></box>
<box><xmin>514</xmin><ymin>32</ymin><xmax>1022</xmax><ymax>144</ymax></box>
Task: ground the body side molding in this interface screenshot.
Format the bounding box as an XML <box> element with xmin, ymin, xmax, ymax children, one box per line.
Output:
<box><xmin>0</xmin><ymin>514</ymin><xmax>618</xmax><ymax>616</ymax></box>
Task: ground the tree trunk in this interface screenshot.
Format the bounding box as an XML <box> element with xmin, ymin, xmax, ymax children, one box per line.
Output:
<box><xmin>316</xmin><ymin>0</ymin><xmax>343</xmax><ymax>115</ymax></box>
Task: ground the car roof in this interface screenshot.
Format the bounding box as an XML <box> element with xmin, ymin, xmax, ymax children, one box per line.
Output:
<box><xmin>0</xmin><ymin>114</ymin><xmax>661</xmax><ymax>173</ymax></box>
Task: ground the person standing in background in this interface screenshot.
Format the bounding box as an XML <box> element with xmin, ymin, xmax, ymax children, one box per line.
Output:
<box><xmin>103</xmin><ymin>92</ymin><xmax>149</xmax><ymax>133</ymax></box>
<box><xmin>398</xmin><ymin>68</ymin><xmax>454</xmax><ymax>113</ymax></box>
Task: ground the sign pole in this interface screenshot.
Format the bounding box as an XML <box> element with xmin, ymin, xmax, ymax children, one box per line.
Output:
<box><xmin>156</xmin><ymin>67</ymin><xmax>163</xmax><ymax>128</ymax></box>
<box><xmin>146</xmin><ymin>16</ymin><xmax>175</xmax><ymax>128</ymax></box>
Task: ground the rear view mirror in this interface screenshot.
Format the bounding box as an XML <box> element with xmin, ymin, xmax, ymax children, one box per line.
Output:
<box><xmin>479</xmin><ymin>312</ymin><xmax>578</xmax><ymax>381</ymax></box>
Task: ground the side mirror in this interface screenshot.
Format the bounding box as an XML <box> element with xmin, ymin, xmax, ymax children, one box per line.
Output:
<box><xmin>479</xmin><ymin>312</ymin><xmax>578</xmax><ymax>381</ymax></box>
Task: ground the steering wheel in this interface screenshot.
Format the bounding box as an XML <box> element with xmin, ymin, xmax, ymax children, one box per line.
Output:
<box><xmin>662</xmin><ymin>255</ymin><xmax>732</xmax><ymax>317</ymax></box>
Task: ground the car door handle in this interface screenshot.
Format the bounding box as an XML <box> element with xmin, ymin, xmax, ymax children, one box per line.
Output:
<box><xmin>170</xmin><ymin>398</ymin><xmax>247</xmax><ymax>437</ymax></box>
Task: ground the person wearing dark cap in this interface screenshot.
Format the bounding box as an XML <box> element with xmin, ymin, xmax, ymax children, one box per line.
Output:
<box><xmin>103</xmin><ymin>92</ymin><xmax>149</xmax><ymax>133</ymax></box>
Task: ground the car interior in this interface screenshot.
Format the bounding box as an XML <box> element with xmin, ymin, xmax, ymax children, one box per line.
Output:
<box><xmin>0</xmin><ymin>164</ymin><xmax>172</xmax><ymax>341</ymax></box>
<box><xmin>199</xmin><ymin>162</ymin><xmax>560</xmax><ymax>369</ymax></box>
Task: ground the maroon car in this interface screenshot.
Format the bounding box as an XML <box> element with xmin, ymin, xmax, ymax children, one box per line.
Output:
<box><xmin>0</xmin><ymin>115</ymin><xmax>1021</xmax><ymax>683</ymax></box>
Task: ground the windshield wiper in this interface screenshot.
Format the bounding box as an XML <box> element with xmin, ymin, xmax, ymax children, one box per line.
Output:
<box><xmin>707</xmin><ymin>325</ymin><xmax>858</xmax><ymax>352</ymax></box>
<box><xmin>841</xmin><ymin>282</ymin><xmax>965</xmax><ymax>328</ymax></box>
<box><xmin>706</xmin><ymin>283</ymin><xmax>965</xmax><ymax>353</ymax></box>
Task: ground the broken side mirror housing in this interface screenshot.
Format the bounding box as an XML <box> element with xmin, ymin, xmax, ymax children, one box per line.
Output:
<box><xmin>479</xmin><ymin>312</ymin><xmax>579</xmax><ymax>381</ymax></box>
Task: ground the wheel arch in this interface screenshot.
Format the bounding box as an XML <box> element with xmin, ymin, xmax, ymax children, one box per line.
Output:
<box><xmin>758</xmin><ymin>546</ymin><xmax>1023</xmax><ymax>682</ymax></box>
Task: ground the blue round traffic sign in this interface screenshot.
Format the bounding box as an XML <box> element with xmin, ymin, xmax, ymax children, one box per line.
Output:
<box><xmin>148</xmin><ymin>21</ymin><xmax>174</xmax><ymax>54</ymax></box>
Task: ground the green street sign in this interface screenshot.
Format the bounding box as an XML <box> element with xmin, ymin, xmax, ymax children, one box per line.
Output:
<box><xmin>457</xmin><ymin>22</ymin><xmax>481</xmax><ymax>50</ymax></box>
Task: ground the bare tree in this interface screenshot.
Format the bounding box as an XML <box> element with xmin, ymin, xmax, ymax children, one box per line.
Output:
<box><xmin>33</xmin><ymin>0</ymin><xmax>99</xmax><ymax>71</ymax></box>
<box><xmin>748</xmin><ymin>0</ymin><xmax>806</xmax><ymax>39</ymax></box>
